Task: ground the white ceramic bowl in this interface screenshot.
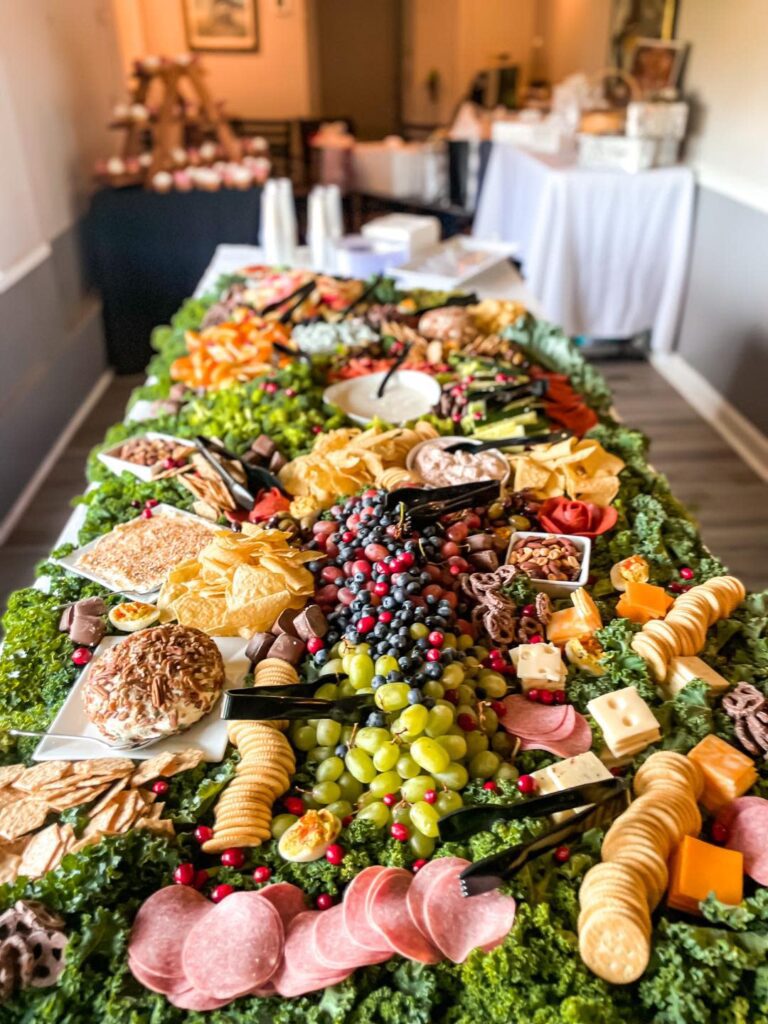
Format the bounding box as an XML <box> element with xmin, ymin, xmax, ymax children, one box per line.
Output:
<box><xmin>505</xmin><ymin>530</ymin><xmax>591</xmax><ymax>598</ymax></box>
<box><xmin>323</xmin><ymin>370</ymin><xmax>441</xmax><ymax>426</ymax></box>
<box><xmin>405</xmin><ymin>436</ymin><xmax>511</xmax><ymax>487</ymax></box>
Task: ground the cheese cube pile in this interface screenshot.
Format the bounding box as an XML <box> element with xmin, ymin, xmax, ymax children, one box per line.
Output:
<box><xmin>616</xmin><ymin>581</ymin><xmax>674</xmax><ymax>625</ymax></box>
<box><xmin>687</xmin><ymin>734</ymin><xmax>758</xmax><ymax>813</ymax></box>
<box><xmin>530</xmin><ymin>751</ymin><xmax>613</xmax><ymax>822</ymax></box>
<box><xmin>587</xmin><ymin>686</ymin><xmax>661</xmax><ymax>758</ymax></box>
<box><xmin>668</xmin><ymin>835</ymin><xmax>743</xmax><ymax>914</ymax></box>
<box><xmin>663</xmin><ymin>656</ymin><xmax>730</xmax><ymax>698</ymax></box>
<box><xmin>511</xmin><ymin>642</ymin><xmax>566</xmax><ymax>692</ymax></box>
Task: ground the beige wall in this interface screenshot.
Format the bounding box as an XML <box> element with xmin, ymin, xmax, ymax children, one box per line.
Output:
<box><xmin>116</xmin><ymin>0</ymin><xmax>314</xmax><ymax>119</ymax></box>
<box><xmin>677</xmin><ymin>0</ymin><xmax>768</xmax><ymax>214</ymax></box>
<box><xmin>539</xmin><ymin>0</ymin><xmax>612</xmax><ymax>83</ymax></box>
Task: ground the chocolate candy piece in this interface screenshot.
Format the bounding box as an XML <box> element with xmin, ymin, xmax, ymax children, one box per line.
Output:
<box><xmin>58</xmin><ymin>605</ymin><xmax>75</xmax><ymax>633</ymax></box>
<box><xmin>245</xmin><ymin>632</ymin><xmax>275</xmax><ymax>665</ymax></box>
<box><xmin>470</xmin><ymin>550</ymin><xmax>499</xmax><ymax>572</ymax></box>
<box><xmin>250</xmin><ymin>434</ymin><xmax>277</xmax><ymax>461</ymax></box>
<box><xmin>467</xmin><ymin>533</ymin><xmax>494</xmax><ymax>552</ymax></box>
<box><xmin>74</xmin><ymin>597</ymin><xmax>107</xmax><ymax>617</ymax></box>
<box><xmin>272</xmin><ymin>608</ymin><xmax>299</xmax><ymax>637</ymax></box>
<box><xmin>69</xmin><ymin>614</ymin><xmax>105</xmax><ymax>648</ymax></box>
<box><xmin>293</xmin><ymin>604</ymin><xmax>328</xmax><ymax>641</ymax></box>
<box><xmin>268</xmin><ymin>451</ymin><xmax>287</xmax><ymax>474</ymax></box>
<box><xmin>269</xmin><ymin>633</ymin><xmax>306</xmax><ymax>666</ymax></box>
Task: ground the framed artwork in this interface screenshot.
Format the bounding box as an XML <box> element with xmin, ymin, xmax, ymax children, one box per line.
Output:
<box><xmin>610</xmin><ymin>0</ymin><xmax>678</xmax><ymax>69</ymax></box>
<box><xmin>628</xmin><ymin>38</ymin><xmax>688</xmax><ymax>96</ymax></box>
<box><xmin>183</xmin><ymin>0</ymin><xmax>259</xmax><ymax>53</ymax></box>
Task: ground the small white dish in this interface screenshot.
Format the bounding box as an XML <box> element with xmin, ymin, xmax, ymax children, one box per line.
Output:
<box><xmin>33</xmin><ymin>635</ymin><xmax>249</xmax><ymax>762</ymax></box>
<box><xmin>97</xmin><ymin>432</ymin><xmax>192</xmax><ymax>482</ymax></box>
<box><xmin>392</xmin><ymin>237</ymin><xmax>517</xmax><ymax>290</ymax></box>
<box><xmin>323</xmin><ymin>370</ymin><xmax>441</xmax><ymax>426</ymax></box>
<box><xmin>506</xmin><ymin>530</ymin><xmax>591</xmax><ymax>598</ymax></box>
<box><xmin>405</xmin><ymin>436</ymin><xmax>511</xmax><ymax>487</ymax></box>
<box><xmin>55</xmin><ymin>504</ymin><xmax>218</xmax><ymax>600</ymax></box>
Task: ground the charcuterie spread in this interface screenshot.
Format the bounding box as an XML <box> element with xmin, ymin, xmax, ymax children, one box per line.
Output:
<box><xmin>0</xmin><ymin>266</ymin><xmax>766</xmax><ymax>1023</ymax></box>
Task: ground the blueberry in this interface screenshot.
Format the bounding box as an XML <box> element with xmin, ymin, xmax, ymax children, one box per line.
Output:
<box><xmin>427</xmin><ymin>665</ymin><xmax>443</xmax><ymax>679</ymax></box>
<box><xmin>334</xmin><ymin>743</ymin><xmax>348</xmax><ymax>757</ymax></box>
<box><xmin>392</xmin><ymin>588</ymin><xmax>406</xmax><ymax>603</ymax></box>
<box><xmin>372</xmin><ymin>674</ymin><xmax>386</xmax><ymax>688</ymax></box>
<box><xmin>366</xmin><ymin>712</ymin><xmax>386</xmax><ymax>728</ymax></box>
<box><xmin>307</xmin><ymin>561</ymin><xmax>321</xmax><ymax>573</ymax></box>
<box><xmin>387</xmin><ymin>670</ymin><xmax>402</xmax><ymax>682</ymax></box>
<box><xmin>314</xmin><ymin>650</ymin><xmax>329</xmax><ymax>665</ymax></box>
<box><xmin>345</xmin><ymin>630</ymin><xmax>360</xmax><ymax>645</ymax></box>
<box><xmin>407</xmin><ymin>688</ymin><xmax>422</xmax><ymax>704</ymax></box>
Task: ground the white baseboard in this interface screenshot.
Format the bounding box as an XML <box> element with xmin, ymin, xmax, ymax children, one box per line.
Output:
<box><xmin>650</xmin><ymin>353</ymin><xmax>768</xmax><ymax>484</ymax></box>
<box><xmin>0</xmin><ymin>369</ymin><xmax>114</xmax><ymax>547</ymax></box>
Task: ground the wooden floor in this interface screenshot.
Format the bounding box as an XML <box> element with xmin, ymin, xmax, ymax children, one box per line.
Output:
<box><xmin>0</xmin><ymin>362</ymin><xmax>765</xmax><ymax>617</ymax></box>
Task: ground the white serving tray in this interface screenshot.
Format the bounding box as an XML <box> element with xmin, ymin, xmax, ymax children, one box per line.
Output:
<box><xmin>392</xmin><ymin>237</ymin><xmax>517</xmax><ymax>291</ymax></box>
<box><xmin>33</xmin><ymin>635</ymin><xmax>249</xmax><ymax>763</ymax></box>
<box><xmin>506</xmin><ymin>530</ymin><xmax>591</xmax><ymax>598</ymax></box>
<box><xmin>97</xmin><ymin>432</ymin><xmax>192</xmax><ymax>482</ymax></box>
<box><xmin>55</xmin><ymin>504</ymin><xmax>218</xmax><ymax>600</ymax></box>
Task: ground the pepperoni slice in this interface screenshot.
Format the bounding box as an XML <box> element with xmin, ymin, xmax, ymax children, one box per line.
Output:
<box><xmin>129</xmin><ymin>885</ymin><xmax>212</xmax><ymax>977</ymax></box>
<box><xmin>406</xmin><ymin>857</ymin><xmax>468</xmax><ymax>941</ymax></box>
<box><xmin>422</xmin><ymin>861</ymin><xmax>516</xmax><ymax>962</ymax></box>
<box><xmin>167</xmin><ymin>987</ymin><xmax>232</xmax><ymax>1011</ymax></box>
<box><xmin>257</xmin><ymin>882</ymin><xmax>308</xmax><ymax>928</ymax></box>
<box><xmin>182</xmin><ymin>892</ymin><xmax>284</xmax><ymax>1000</ymax></box>
<box><xmin>723</xmin><ymin>796</ymin><xmax>768</xmax><ymax>885</ymax></box>
<box><xmin>367</xmin><ymin>867</ymin><xmax>441</xmax><ymax>964</ymax></box>
<box><xmin>128</xmin><ymin>954</ymin><xmax>190</xmax><ymax>996</ymax></box>
<box><xmin>270</xmin><ymin>912</ymin><xmax>352</xmax><ymax>998</ymax></box>
<box><xmin>342</xmin><ymin>865</ymin><xmax>395</xmax><ymax>952</ymax></box>
<box><xmin>311</xmin><ymin>904</ymin><xmax>391</xmax><ymax>971</ymax></box>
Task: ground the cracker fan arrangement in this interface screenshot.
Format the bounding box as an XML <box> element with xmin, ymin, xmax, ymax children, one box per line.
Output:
<box><xmin>0</xmin><ymin>266</ymin><xmax>766</xmax><ymax>1024</ymax></box>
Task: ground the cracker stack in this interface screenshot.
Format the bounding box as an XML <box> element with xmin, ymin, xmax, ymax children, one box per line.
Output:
<box><xmin>578</xmin><ymin>751</ymin><xmax>704</xmax><ymax>984</ymax></box>
<box><xmin>631</xmin><ymin>576</ymin><xmax>746</xmax><ymax>682</ymax></box>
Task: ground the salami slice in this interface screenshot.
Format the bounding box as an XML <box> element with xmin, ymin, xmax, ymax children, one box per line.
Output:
<box><xmin>167</xmin><ymin>986</ymin><xmax>232</xmax><ymax>1011</ymax></box>
<box><xmin>518</xmin><ymin>711</ymin><xmax>592</xmax><ymax>757</ymax></box>
<box><xmin>501</xmin><ymin>698</ymin><xmax>571</xmax><ymax>738</ymax></box>
<box><xmin>367</xmin><ymin>867</ymin><xmax>441</xmax><ymax>964</ymax></box>
<box><xmin>311</xmin><ymin>904</ymin><xmax>390</xmax><ymax>971</ymax></box>
<box><xmin>129</xmin><ymin>885</ymin><xmax>212</xmax><ymax>977</ymax></box>
<box><xmin>342</xmin><ymin>865</ymin><xmax>395</xmax><ymax>953</ymax></box>
<box><xmin>723</xmin><ymin>796</ymin><xmax>768</xmax><ymax>885</ymax></box>
<box><xmin>270</xmin><ymin>911</ymin><xmax>352</xmax><ymax>998</ymax></box>
<box><xmin>405</xmin><ymin>857</ymin><xmax>468</xmax><ymax>941</ymax></box>
<box><xmin>128</xmin><ymin>954</ymin><xmax>190</xmax><ymax>996</ymax></box>
<box><xmin>422</xmin><ymin>860</ymin><xmax>516</xmax><ymax>963</ymax></box>
<box><xmin>182</xmin><ymin>891</ymin><xmax>284</xmax><ymax>1000</ymax></box>
<box><xmin>258</xmin><ymin>882</ymin><xmax>308</xmax><ymax>928</ymax></box>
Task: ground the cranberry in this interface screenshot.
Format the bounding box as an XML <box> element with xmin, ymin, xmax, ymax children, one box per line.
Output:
<box><xmin>193</xmin><ymin>825</ymin><xmax>213</xmax><ymax>844</ymax></box>
<box><xmin>373</xmin><ymin>582</ymin><xmax>390</xmax><ymax>597</ymax></box>
<box><xmin>425</xmin><ymin>649</ymin><xmax>441</xmax><ymax>663</ymax></box>
<box><xmin>529</xmin><ymin>634</ymin><xmax>544</xmax><ymax>644</ymax></box>
<box><xmin>517</xmin><ymin>774</ymin><xmax>537</xmax><ymax>795</ymax></box>
<box><xmin>482</xmin><ymin>780</ymin><xmax>498</xmax><ymax>792</ymax></box>
<box><xmin>151</xmin><ymin>779</ymin><xmax>169</xmax><ymax>796</ymax></box>
<box><xmin>679</xmin><ymin>567</ymin><xmax>694</xmax><ymax>580</ymax></box>
<box><xmin>352</xmin><ymin>559</ymin><xmax>371</xmax><ymax>578</ymax></box>
<box><xmin>194</xmin><ymin>869</ymin><xmax>209</xmax><ymax>889</ymax></box>
<box><xmin>539</xmin><ymin>690</ymin><xmax>555</xmax><ymax>705</ymax></box>
<box><xmin>173</xmin><ymin>862</ymin><xmax>196</xmax><ymax>886</ymax></box>
<box><xmin>141</xmin><ymin>508</ymin><xmax>153</xmax><ymax>519</ymax></box>
<box><xmin>412</xmin><ymin>858</ymin><xmax>428</xmax><ymax>873</ymax></box>
<box><xmin>711</xmin><ymin>821</ymin><xmax>729</xmax><ymax>844</ymax></box>
<box><xmin>668</xmin><ymin>582</ymin><xmax>685</xmax><ymax>594</ymax></box>
<box><xmin>325</xmin><ymin>844</ymin><xmax>344</xmax><ymax>865</ymax></box>
<box><xmin>252</xmin><ymin>865</ymin><xmax>272</xmax><ymax>883</ymax></box>
<box><xmin>161</xmin><ymin>457</ymin><xmax>177</xmax><ymax>470</ymax></box>
<box><xmin>399</xmin><ymin>551</ymin><xmax>415</xmax><ymax>568</ymax></box>
<box><xmin>382</xmin><ymin>792</ymin><xmax>398</xmax><ymax>807</ymax></box>
<box><xmin>307</xmin><ymin>637</ymin><xmax>325</xmax><ymax>654</ymax></box>
<box><xmin>526</xmin><ymin>689</ymin><xmax>541</xmax><ymax>703</ymax></box>
<box><xmin>457</xmin><ymin>713</ymin><xmax>477</xmax><ymax>732</ymax></box>
<box><xmin>285</xmin><ymin>388</ymin><xmax>296</xmax><ymax>398</ymax></box>
<box><xmin>428</xmin><ymin>630</ymin><xmax>445</xmax><ymax>648</ymax></box>
<box><xmin>443</xmin><ymin>689</ymin><xmax>459</xmax><ymax>704</ymax></box>
<box><xmin>72</xmin><ymin>647</ymin><xmax>92</xmax><ymax>666</ymax></box>
<box><xmin>311</xmin><ymin>424</ymin><xmax>323</xmax><ymax>434</ymax></box>
<box><xmin>341</xmin><ymin>530</ymin><xmax>355</xmax><ymax>543</ymax></box>
<box><xmin>264</xmin><ymin>381</ymin><xmax>278</xmax><ymax>394</ymax></box>
<box><xmin>378</xmin><ymin>610</ymin><xmax>394</xmax><ymax>624</ymax></box>
<box><xmin>553</xmin><ymin>845</ymin><xmax>571</xmax><ymax>863</ymax></box>
<box><xmin>390</xmin><ymin>823</ymin><xmax>409</xmax><ymax>841</ymax></box>
<box><xmin>423</xmin><ymin>789</ymin><xmax>437</xmax><ymax>804</ymax></box>
<box><xmin>211</xmin><ymin>884</ymin><xmax>235</xmax><ymax>903</ymax></box>
<box><xmin>342</xmin><ymin>814</ymin><xmax>354</xmax><ymax>827</ymax></box>
<box><xmin>522</xmin><ymin>604</ymin><xmax>536</xmax><ymax>617</ymax></box>
<box><xmin>316</xmin><ymin>893</ymin><xmax>334</xmax><ymax>910</ymax></box>
<box><xmin>356</xmin><ymin>615</ymin><xmax>376</xmax><ymax>634</ymax></box>
<box><xmin>553</xmin><ymin>689</ymin><xmax>567</xmax><ymax>705</ymax></box>
<box><xmin>283</xmin><ymin>796</ymin><xmax>304</xmax><ymax>816</ymax></box>
<box><xmin>145</xmin><ymin>498</ymin><xmax>160</xmax><ymax>508</ymax></box>
<box><xmin>491</xmin><ymin>700</ymin><xmax>506</xmax><ymax>718</ymax></box>
<box><xmin>221</xmin><ymin>848</ymin><xmax>246</xmax><ymax>869</ymax></box>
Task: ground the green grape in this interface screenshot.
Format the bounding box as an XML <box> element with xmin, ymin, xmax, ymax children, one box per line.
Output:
<box><xmin>320</xmin><ymin>658</ymin><xmax>345</xmax><ymax>676</ymax></box>
<box><xmin>410</xmin><ymin>800</ymin><xmax>440</xmax><ymax>837</ymax></box>
<box><xmin>457</xmin><ymin>684</ymin><xmax>475</xmax><ymax>704</ymax></box>
<box><xmin>425</xmin><ymin>704</ymin><xmax>454</xmax><ymax>737</ymax></box>
<box><xmin>355</xmin><ymin>642</ymin><xmax>371</xmax><ymax>656</ymax></box>
<box><xmin>396</xmin><ymin>753</ymin><xmax>420</xmax><ymax>779</ymax></box>
<box><xmin>442</xmin><ymin>632</ymin><xmax>457</xmax><ymax>649</ymax></box>
<box><xmin>345</xmin><ymin>748</ymin><xmax>376</xmax><ymax>783</ymax></box>
<box><xmin>357</xmin><ymin>801</ymin><xmax>390</xmax><ymax>828</ymax></box>
<box><xmin>408</xmin><ymin>831</ymin><xmax>436</xmax><ymax>858</ymax></box>
<box><xmin>342</xmin><ymin>652</ymin><xmax>355</xmax><ymax>674</ymax></box>
<box><xmin>465</xmin><ymin>732</ymin><xmax>489</xmax><ymax>758</ymax></box>
<box><xmin>373</xmin><ymin>741</ymin><xmax>400</xmax><ymax>772</ymax></box>
<box><xmin>355</xmin><ymin>727</ymin><xmax>390</xmax><ymax>754</ymax></box>
<box><xmin>375</xmin><ymin>683</ymin><xmax>410</xmax><ymax>712</ymax></box>
<box><xmin>314</xmin><ymin>682</ymin><xmax>338</xmax><ymax>700</ymax></box>
<box><xmin>463</xmin><ymin>656</ymin><xmax>480</xmax><ymax>670</ymax></box>
<box><xmin>325</xmin><ymin>800</ymin><xmax>353</xmax><ymax>819</ymax></box>
<box><xmin>435</xmin><ymin>790</ymin><xmax>463</xmax><ymax>815</ymax></box>
<box><xmin>441</xmin><ymin>663</ymin><xmax>465</xmax><ymax>688</ymax></box>
<box><xmin>436</xmin><ymin>734</ymin><xmax>467</xmax><ymax>760</ymax></box>
<box><xmin>338</xmin><ymin>679</ymin><xmax>357</xmax><ymax>697</ymax></box>
<box><xmin>270</xmin><ymin>813</ymin><xmax>298</xmax><ymax>839</ymax></box>
<box><xmin>468</xmin><ymin>750</ymin><xmax>501</xmax><ymax>779</ymax></box>
<box><xmin>369</xmin><ymin>770</ymin><xmax>402</xmax><ymax>798</ymax></box>
<box><xmin>292</xmin><ymin>725</ymin><xmax>317</xmax><ymax>751</ymax></box>
<box><xmin>422</xmin><ymin>680</ymin><xmax>444</xmax><ymax>700</ymax></box>
<box><xmin>409</xmin><ymin>622</ymin><xmax>429</xmax><ymax>640</ymax></box>
<box><xmin>478</xmin><ymin>669</ymin><xmax>507</xmax><ymax>698</ymax></box>
<box><xmin>495</xmin><ymin>762</ymin><xmax>519</xmax><ymax>782</ymax></box>
<box><xmin>341</xmin><ymin>725</ymin><xmax>355</xmax><ymax>743</ymax></box>
<box><xmin>457</xmin><ymin>703</ymin><xmax>477</xmax><ymax>722</ymax></box>
<box><xmin>357</xmin><ymin>790</ymin><xmax>379</xmax><ymax>808</ymax></box>
<box><xmin>302</xmin><ymin>796</ymin><xmax>321</xmax><ymax>810</ymax></box>
<box><xmin>400</xmin><ymin>704</ymin><xmax>429</xmax><ymax>737</ymax></box>
<box><xmin>411</xmin><ymin>737</ymin><xmax>451</xmax><ymax>773</ymax></box>
<box><xmin>491</xmin><ymin>731</ymin><xmax>514</xmax><ymax>755</ymax></box>
<box><xmin>375</xmin><ymin>655</ymin><xmax>400</xmax><ymax>676</ymax></box>
<box><xmin>457</xmin><ymin>633</ymin><xmax>474</xmax><ymax>651</ymax></box>
<box><xmin>312</xmin><ymin>781</ymin><xmax>341</xmax><ymax>804</ymax></box>
<box><xmin>337</xmin><ymin>771</ymin><xmax>364</xmax><ymax>801</ymax></box>
<box><xmin>316</xmin><ymin>755</ymin><xmax>345</xmax><ymax>782</ymax></box>
<box><xmin>433</xmin><ymin>761</ymin><xmax>469</xmax><ymax>790</ymax></box>
<box><xmin>392</xmin><ymin>804</ymin><xmax>412</xmax><ymax>825</ymax></box>
<box><xmin>349</xmin><ymin>653</ymin><xmax>375</xmax><ymax>690</ymax></box>
<box><xmin>316</xmin><ymin>719</ymin><xmax>342</xmax><ymax>747</ymax></box>
<box><xmin>401</xmin><ymin>775</ymin><xmax>436</xmax><ymax>802</ymax></box>
<box><xmin>480</xmin><ymin>708</ymin><xmax>499</xmax><ymax>736</ymax></box>
<box><xmin>473</xmin><ymin>646</ymin><xmax>489</xmax><ymax>661</ymax></box>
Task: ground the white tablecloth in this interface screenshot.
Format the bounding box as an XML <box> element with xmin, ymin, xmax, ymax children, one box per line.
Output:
<box><xmin>473</xmin><ymin>144</ymin><xmax>695</xmax><ymax>352</ymax></box>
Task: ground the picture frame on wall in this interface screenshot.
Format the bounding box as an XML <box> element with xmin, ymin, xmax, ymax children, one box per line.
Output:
<box><xmin>628</xmin><ymin>38</ymin><xmax>689</xmax><ymax>96</ymax></box>
<box><xmin>610</xmin><ymin>0</ymin><xmax>678</xmax><ymax>69</ymax></box>
<box><xmin>183</xmin><ymin>0</ymin><xmax>259</xmax><ymax>53</ymax></box>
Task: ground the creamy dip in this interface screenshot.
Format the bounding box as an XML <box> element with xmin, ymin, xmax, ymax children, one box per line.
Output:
<box><xmin>413</xmin><ymin>441</ymin><xmax>508</xmax><ymax>487</ymax></box>
<box><xmin>326</xmin><ymin>371</ymin><xmax>440</xmax><ymax>424</ymax></box>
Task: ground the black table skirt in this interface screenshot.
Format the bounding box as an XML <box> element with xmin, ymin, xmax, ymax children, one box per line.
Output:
<box><xmin>85</xmin><ymin>186</ymin><xmax>262</xmax><ymax>373</ymax></box>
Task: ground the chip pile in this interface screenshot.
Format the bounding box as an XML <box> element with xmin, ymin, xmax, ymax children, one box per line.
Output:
<box><xmin>506</xmin><ymin>436</ymin><xmax>625</xmax><ymax>505</ymax></box>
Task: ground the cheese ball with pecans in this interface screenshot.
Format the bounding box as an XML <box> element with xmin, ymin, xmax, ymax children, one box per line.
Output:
<box><xmin>81</xmin><ymin>625</ymin><xmax>225</xmax><ymax>744</ymax></box>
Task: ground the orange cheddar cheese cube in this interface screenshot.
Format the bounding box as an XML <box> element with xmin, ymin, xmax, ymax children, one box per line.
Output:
<box><xmin>687</xmin><ymin>734</ymin><xmax>758</xmax><ymax>813</ymax></box>
<box><xmin>616</xmin><ymin>581</ymin><xmax>674</xmax><ymax>624</ymax></box>
<box><xmin>668</xmin><ymin>835</ymin><xmax>743</xmax><ymax>914</ymax></box>
<box><xmin>547</xmin><ymin>607</ymin><xmax>589</xmax><ymax>646</ymax></box>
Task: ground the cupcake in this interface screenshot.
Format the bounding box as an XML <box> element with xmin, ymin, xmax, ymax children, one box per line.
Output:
<box><xmin>173</xmin><ymin>169</ymin><xmax>194</xmax><ymax>192</ymax></box>
<box><xmin>151</xmin><ymin>170</ymin><xmax>173</xmax><ymax>194</ymax></box>
<box><xmin>106</xmin><ymin>156</ymin><xmax>125</xmax><ymax>176</ymax></box>
<box><xmin>194</xmin><ymin>167</ymin><xmax>221</xmax><ymax>192</ymax></box>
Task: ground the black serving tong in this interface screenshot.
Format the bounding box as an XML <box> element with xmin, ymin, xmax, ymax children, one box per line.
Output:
<box><xmin>383</xmin><ymin>479</ymin><xmax>501</xmax><ymax>521</ymax></box>
<box><xmin>444</xmin><ymin>430</ymin><xmax>572</xmax><ymax>455</ymax></box>
<box><xmin>466</xmin><ymin>378</ymin><xmax>548</xmax><ymax>404</ymax></box>
<box><xmin>412</xmin><ymin>292</ymin><xmax>478</xmax><ymax>316</ymax></box>
<box><xmin>272</xmin><ymin>338</ymin><xmax>312</xmax><ymax>364</ymax></box>
<box><xmin>339</xmin><ymin>273</ymin><xmax>384</xmax><ymax>318</ymax></box>
<box><xmin>260</xmin><ymin>279</ymin><xmax>315</xmax><ymax>318</ymax></box>
<box><xmin>376</xmin><ymin>343</ymin><xmax>412</xmax><ymax>399</ymax></box>
<box><xmin>222</xmin><ymin>688</ymin><xmax>374</xmax><ymax>723</ymax></box>
<box><xmin>195</xmin><ymin>436</ymin><xmax>286</xmax><ymax>499</ymax></box>
<box><xmin>446</xmin><ymin>778</ymin><xmax>629</xmax><ymax>897</ymax></box>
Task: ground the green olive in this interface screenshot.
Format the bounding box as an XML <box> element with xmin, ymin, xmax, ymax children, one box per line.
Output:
<box><xmin>509</xmin><ymin>515</ymin><xmax>531</xmax><ymax>531</ymax></box>
<box><xmin>487</xmin><ymin>502</ymin><xmax>505</xmax><ymax>520</ymax></box>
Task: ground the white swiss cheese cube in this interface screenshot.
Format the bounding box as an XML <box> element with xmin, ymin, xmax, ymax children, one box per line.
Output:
<box><xmin>534</xmin><ymin>752</ymin><xmax>612</xmax><ymax>822</ymax></box>
<box><xmin>512</xmin><ymin>642</ymin><xmax>566</xmax><ymax>692</ymax></box>
<box><xmin>664</xmin><ymin>656</ymin><xmax>730</xmax><ymax>698</ymax></box>
<box><xmin>587</xmin><ymin>686</ymin><xmax>661</xmax><ymax>758</ymax></box>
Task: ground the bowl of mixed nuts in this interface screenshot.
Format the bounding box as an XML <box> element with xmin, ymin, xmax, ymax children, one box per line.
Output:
<box><xmin>505</xmin><ymin>530</ymin><xmax>591</xmax><ymax>597</ymax></box>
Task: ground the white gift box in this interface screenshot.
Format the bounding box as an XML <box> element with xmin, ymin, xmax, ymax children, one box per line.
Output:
<box><xmin>625</xmin><ymin>102</ymin><xmax>689</xmax><ymax>140</ymax></box>
<box><xmin>577</xmin><ymin>134</ymin><xmax>657</xmax><ymax>173</ymax></box>
<box><xmin>491</xmin><ymin>118</ymin><xmax>570</xmax><ymax>155</ymax></box>
<box><xmin>352</xmin><ymin>140</ymin><xmax>430</xmax><ymax>198</ymax></box>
